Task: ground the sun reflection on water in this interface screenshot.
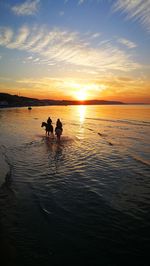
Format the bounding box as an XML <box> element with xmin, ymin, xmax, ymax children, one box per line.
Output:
<box><xmin>78</xmin><ymin>105</ymin><xmax>86</xmax><ymax>123</ymax></box>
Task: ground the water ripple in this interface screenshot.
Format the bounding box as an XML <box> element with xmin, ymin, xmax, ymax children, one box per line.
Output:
<box><xmin>0</xmin><ymin>105</ymin><xmax>150</xmax><ymax>265</ymax></box>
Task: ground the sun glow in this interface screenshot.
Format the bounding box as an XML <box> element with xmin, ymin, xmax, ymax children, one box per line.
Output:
<box><xmin>76</xmin><ymin>90</ymin><xmax>87</xmax><ymax>101</ymax></box>
<box><xmin>63</xmin><ymin>80</ymin><xmax>106</xmax><ymax>101</ymax></box>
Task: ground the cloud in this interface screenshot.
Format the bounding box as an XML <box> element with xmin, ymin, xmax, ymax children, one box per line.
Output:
<box><xmin>91</xmin><ymin>33</ymin><xmax>101</xmax><ymax>39</ymax></box>
<box><xmin>0</xmin><ymin>25</ymin><xmax>140</xmax><ymax>73</ymax></box>
<box><xmin>78</xmin><ymin>0</ymin><xmax>85</xmax><ymax>5</ymax></box>
<box><xmin>65</xmin><ymin>0</ymin><xmax>85</xmax><ymax>4</ymax></box>
<box><xmin>33</xmin><ymin>57</ymin><xmax>40</xmax><ymax>62</ymax></box>
<box><xmin>7</xmin><ymin>26</ymin><xmax>30</xmax><ymax>49</ymax></box>
<box><xmin>0</xmin><ymin>27</ymin><xmax>13</xmax><ymax>45</ymax></box>
<box><xmin>117</xmin><ymin>38</ymin><xmax>137</xmax><ymax>49</ymax></box>
<box><xmin>113</xmin><ymin>0</ymin><xmax>150</xmax><ymax>33</ymax></box>
<box><xmin>59</xmin><ymin>11</ymin><xmax>65</xmax><ymax>16</ymax></box>
<box><xmin>11</xmin><ymin>0</ymin><xmax>40</xmax><ymax>16</ymax></box>
<box><xmin>27</xmin><ymin>56</ymin><xmax>33</xmax><ymax>60</ymax></box>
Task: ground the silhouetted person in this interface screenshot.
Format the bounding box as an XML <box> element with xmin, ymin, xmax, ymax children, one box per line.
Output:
<box><xmin>55</xmin><ymin>119</ymin><xmax>63</xmax><ymax>141</ymax></box>
<box><xmin>56</xmin><ymin>118</ymin><xmax>62</xmax><ymax>129</ymax></box>
<box><xmin>47</xmin><ymin>117</ymin><xmax>52</xmax><ymax>125</ymax></box>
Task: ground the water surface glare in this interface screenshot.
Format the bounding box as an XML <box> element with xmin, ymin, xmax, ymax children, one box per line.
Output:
<box><xmin>0</xmin><ymin>105</ymin><xmax>150</xmax><ymax>265</ymax></box>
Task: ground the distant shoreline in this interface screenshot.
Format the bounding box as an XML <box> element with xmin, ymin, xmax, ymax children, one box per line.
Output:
<box><xmin>0</xmin><ymin>93</ymin><xmax>149</xmax><ymax>108</ymax></box>
<box><xmin>0</xmin><ymin>92</ymin><xmax>124</xmax><ymax>107</ymax></box>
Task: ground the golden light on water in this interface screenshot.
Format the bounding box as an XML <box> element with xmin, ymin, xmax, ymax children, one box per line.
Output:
<box><xmin>78</xmin><ymin>105</ymin><xmax>86</xmax><ymax>123</ymax></box>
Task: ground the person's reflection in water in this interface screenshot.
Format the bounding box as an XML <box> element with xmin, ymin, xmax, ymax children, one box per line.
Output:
<box><xmin>44</xmin><ymin>138</ymin><xmax>63</xmax><ymax>174</ymax></box>
<box><xmin>54</xmin><ymin>143</ymin><xmax>63</xmax><ymax>173</ymax></box>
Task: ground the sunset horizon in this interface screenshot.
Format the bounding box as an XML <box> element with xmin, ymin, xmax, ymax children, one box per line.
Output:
<box><xmin>1</xmin><ymin>90</ymin><xmax>150</xmax><ymax>104</ymax></box>
<box><xmin>0</xmin><ymin>0</ymin><xmax>150</xmax><ymax>103</ymax></box>
<box><xmin>0</xmin><ymin>2</ymin><xmax>150</xmax><ymax>264</ymax></box>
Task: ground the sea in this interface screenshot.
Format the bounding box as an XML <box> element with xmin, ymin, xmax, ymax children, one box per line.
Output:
<box><xmin>0</xmin><ymin>105</ymin><xmax>150</xmax><ymax>266</ymax></box>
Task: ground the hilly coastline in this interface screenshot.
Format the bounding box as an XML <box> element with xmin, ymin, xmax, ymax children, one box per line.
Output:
<box><xmin>0</xmin><ymin>93</ymin><xmax>124</xmax><ymax>107</ymax></box>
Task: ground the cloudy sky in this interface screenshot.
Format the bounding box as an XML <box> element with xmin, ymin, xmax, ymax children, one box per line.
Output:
<box><xmin>0</xmin><ymin>0</ymin><xmax>150</xmax><ymax>102</ymax></box>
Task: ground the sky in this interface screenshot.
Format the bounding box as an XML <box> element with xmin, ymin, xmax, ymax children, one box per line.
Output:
<box><xmin>0</xmin><ymin>0</ymin><xmax>150</xmax><ymax>103</ymax></box>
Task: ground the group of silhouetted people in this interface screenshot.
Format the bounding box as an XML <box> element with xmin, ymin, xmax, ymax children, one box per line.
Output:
<box><xmin>46</xmin><ymin>117</ymin><xmax>63</xmax><ymax>141</ymax></box>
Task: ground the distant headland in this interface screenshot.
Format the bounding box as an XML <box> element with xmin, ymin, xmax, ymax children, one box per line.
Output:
<box><xmin>0</xmin><ymin>93</ymin><xmax>124</xmax><ymax>107</ymax></box>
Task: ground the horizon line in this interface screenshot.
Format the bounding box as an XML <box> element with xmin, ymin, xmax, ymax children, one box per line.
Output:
<box><xmin>0</xmin><ymin>92</ymin><xmax>150</xmax><ymax>105</ymax></box>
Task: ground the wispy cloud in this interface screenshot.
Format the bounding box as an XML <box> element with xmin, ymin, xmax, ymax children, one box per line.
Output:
<box><xmin>59</xmin><ymin>11</ymin><xmax>65</xmax><ymax>16</ymax></box>
<box><xmin>91</xmin><ymin>33</ymin><xmax>101</xmax><ymax>39</ymax></box>
<box><xmin>27</xmin><ymin>56</ymin><xmax>33</xmax><ymax>60</ymax></box>
<box><xmin>78</xmin><ymin>0</ymin><xmax>85</xmax><ymax>5</ymax></box>
<box><xmin>113</xmin><ymin>0</ymin><xmax>150</xmax><ymax>33</ymax></box>
<box><xmin>33</xmin><ymin>57</ymin><xmax>40</xmax><ymax>62</ymax></box>
<box><xmin>0</xmin><ymin>27</ymin><xmax>13</xmax><ymax>45</ymax></box>
<box><xmin>7</xmin><ymin>26</ymin><xmax>30</xmax><ymax>49</ymax></box>
<box><xmin>65</xmin><ymin>0</ymin><xmax>85</xmax><ymax>4</ymax></box>
<box><xmin>11</xmin><ymin>0</ymin><xmax>40</xmax><ymax>16</ymax></box>
<box><xmin>118</xmin><ymin>38</ymin><xmax>137</xmax><ymax>49</ymax></box>
<box><xmin>0</xmin><ymin>25</ymin><xmax>140</xmax><ymax>73</ymax></box>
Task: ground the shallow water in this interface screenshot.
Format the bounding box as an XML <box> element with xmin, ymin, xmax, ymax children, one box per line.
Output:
<box><xmin>0</xmin><ymin>105</ymin><xmax>150</xmax><ymax>265</ymax></box>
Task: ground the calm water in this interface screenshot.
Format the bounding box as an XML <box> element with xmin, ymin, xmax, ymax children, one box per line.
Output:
<box><xmin>0</xmin><ymin>105</ymin><xmax>150</xmax><ymax>266</ymax></box>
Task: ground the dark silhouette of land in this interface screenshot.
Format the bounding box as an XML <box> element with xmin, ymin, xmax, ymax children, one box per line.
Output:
<box><xmin>0</xmin><ymin>93</ymin><xmax>124</xmax><ymax>107</ymax></box>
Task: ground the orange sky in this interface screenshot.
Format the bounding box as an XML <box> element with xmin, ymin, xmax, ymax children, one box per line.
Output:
<box><xmin>0</xmin><ymin>1</ymin><xmax>150</xmax><ymax>103</ymax></box>
<box><xmin>1</xmin><ymin>76</ymin><xmax>150</xmax><ymax>103</ymax></box>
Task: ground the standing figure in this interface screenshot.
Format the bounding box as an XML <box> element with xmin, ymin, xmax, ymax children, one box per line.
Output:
<box><xmin>55</xmin><ymin>119</ymin><xmax>63</xmax><ymax>141</ymax></box>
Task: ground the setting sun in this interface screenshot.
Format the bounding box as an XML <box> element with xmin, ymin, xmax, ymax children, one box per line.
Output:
<box><xmin>0</xmin><ymin>0</ymin><xmax>150</xmax><ymax>104</ymax></box>
<box><xmin>76</xmin><ymin>90</ymin><xmax>87</xmax><ymax>101</ymax></box>
<box><xmin>0</xmin><ymin>1</ymin><xmax>150</xmax><ymax>265</ymax></box>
